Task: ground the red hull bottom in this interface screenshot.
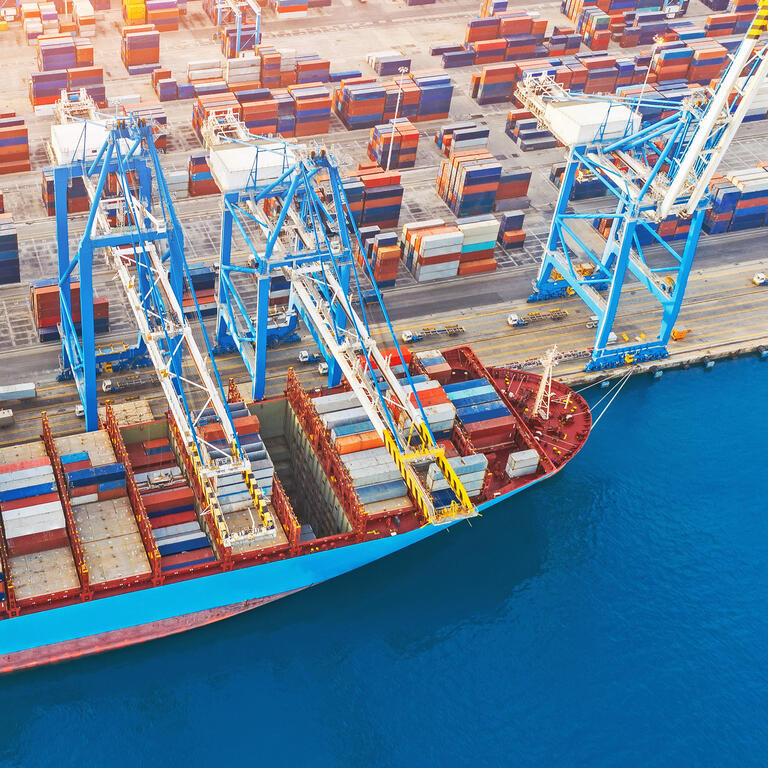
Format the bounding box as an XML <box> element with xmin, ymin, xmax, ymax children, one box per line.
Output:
<box><xmin>0</xmin><ymin>589</ymin><xmax>302</xmax><ymax>674</ymax></box>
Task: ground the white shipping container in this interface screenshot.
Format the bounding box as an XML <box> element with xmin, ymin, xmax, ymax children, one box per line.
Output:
<box><xmin>312</xmin><ymin>391</ymin><xmax>363</xmax><ymax>414</ymax></box>
<box><xmin>0</xmin><ymin>382</ymin><xmax>36</xmax><ymax>401</ymax></box>
<box><xmin>505</xmin><ymin>449</ymin><xmax>539</xmax><ymax>478</ymax></box>
<box><xmin>4</xmin><ymin>507</ymin><xmax>66</xmax><ymax>538</ymax></box>
<box><xmin>1</xmin><ymin>500</ymin><xmax>63</xmax><ymax>523</ymax></box>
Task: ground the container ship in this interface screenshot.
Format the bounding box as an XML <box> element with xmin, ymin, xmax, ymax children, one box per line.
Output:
<box><xmin>0</xmin><ymin>344</ymin><xmax>590</xmax><ymax>673</ymax></box>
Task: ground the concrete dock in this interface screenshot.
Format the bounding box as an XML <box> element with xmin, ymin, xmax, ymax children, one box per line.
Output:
<box><xmin>0</xmin><ymin>0</ymin><xmax>764</xmax><ymax>443</ymax></box>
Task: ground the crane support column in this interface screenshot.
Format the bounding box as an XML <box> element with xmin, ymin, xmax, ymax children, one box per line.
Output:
<box><xmin>253</xmin><ymin>273</ymin><xmax>270</xmax><ymax>401</ymax></box>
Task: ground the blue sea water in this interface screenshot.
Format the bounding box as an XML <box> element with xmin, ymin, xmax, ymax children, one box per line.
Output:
<box><xmin>1</xmin><ymin>358</ymin><xmax>767</xmax><ymax>767</ymax></box>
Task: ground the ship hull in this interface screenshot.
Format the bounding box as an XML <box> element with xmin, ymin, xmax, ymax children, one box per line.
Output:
<box><xmin>0</xmin><ymin>477</ymin><xmax>546</xmax><ymax>672</ymax></box>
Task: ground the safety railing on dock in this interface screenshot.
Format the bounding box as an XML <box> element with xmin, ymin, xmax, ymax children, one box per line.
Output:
<box><xmin>102</xmin><ymin>404</ymin><xmax>163</xmax><ymax>583</ymax></box>
<box><xmin>41</xmin><ymin>412</ymin><xmax>91</xmax><ymax>596</ymax></box>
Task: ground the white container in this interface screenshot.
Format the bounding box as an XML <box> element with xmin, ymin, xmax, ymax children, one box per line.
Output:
<box><xmin>505</xmin><ymin>449</ymin><xmax>539</xmax><ymax>478</ymax></box>
<box><xmin>4</xmin><ymin>507</ymin><xmax>66</xmax><ymax>538</ymax></box>
<box><xmin>0</xmin><ymin>382</ymin><xmax>36</xmax><ymax>401</ymax></box>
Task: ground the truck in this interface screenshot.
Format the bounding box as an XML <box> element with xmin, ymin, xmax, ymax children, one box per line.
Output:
<box><xmin>584</xmin><ymin>317</ymin><xmax>618</xmax><ymax>343</ymax></box>
<box><xmin>753</xmin><ymin>272</ymin><xmax>768</xmax><ymax>286</ymax></box>
<box><xmin>400</xmin><ymin>324</ymin><xmax>465</xmax><ymax>343</ymax></box>
<box><xmin>507</xmin><ymin>309</ymin><xmax>567</xmax><ymax>327</ymax></box>
<box><xmin>297</xmin><ymin>350</ymin><xmax>322</xmax><ymax>364</ymax></box>
<box><xmin>100</xmin><ymin>373</ymin><xmax>158</xmax><ymax>394</ymax></box>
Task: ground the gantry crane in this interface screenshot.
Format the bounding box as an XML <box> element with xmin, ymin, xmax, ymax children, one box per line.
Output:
<box><xmin>216</xmin><ymin>0</ymin><xmax>261</xmax><ymax>57</ymax></box>
<box><xmin>516</xmin><ymin>3</ymin><xmax>768</xmax><ymax>370</ymax></box>
<box><xmin>53</xmin><ymin>109</ymin><xmax>476</xmax><ymax>532</ymax></box>
<box><xmin>51</xmin><ymin>112</ymin><xmax>276</xmax><ymax>548</ymax></box>
<box><xmin>201</xmin><ymin>112</ymin><xmax>476</xmax><ymax>523</ymax></box>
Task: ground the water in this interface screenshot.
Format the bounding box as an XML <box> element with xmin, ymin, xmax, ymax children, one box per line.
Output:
<box><xmin>2</xmin><ymin>358</ymin><xmax>767</xmax><ymax>767</ymax></box>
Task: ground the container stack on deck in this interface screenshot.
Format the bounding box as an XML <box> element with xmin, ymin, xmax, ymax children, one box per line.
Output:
<box><xmin>56</xmin><ymin>430</ymin><xmax>152</xmax><ymax>587</ymax></box>
<box><xmin>444</xmin><ymin>378</ymin><xmax>518</xmax><ymax>452</ymax></box>
<box><xmin>120</xmin><ymin>419</ymin><xmax>212</xmax><ymax>572</ymax></box>
<box><xmin>0</xmin><ymin>441</ymin><xmax>80</xmax><ymax>603</ymax></box>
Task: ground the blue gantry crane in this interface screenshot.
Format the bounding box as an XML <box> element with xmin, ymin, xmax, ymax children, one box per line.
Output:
<box><xmin>50</xmin><ymin>109</ymin><xmax>282</xmax><ymax>547</ymax></box>
<box><xmin>198</xmin><ymin>112</ymin><xmax>477</xmax><ymax>523</ymax></box>
<box><xmin>516</xmin><ymin>4</ymin><xmax>768</xmax><ymax>370</ymax></box>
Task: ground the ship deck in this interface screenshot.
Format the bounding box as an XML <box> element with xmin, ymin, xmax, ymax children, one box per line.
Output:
<box><xmin>0</xmin><ymin>346</ymin><xmax>590</xmax><ymax>629</ymax></box>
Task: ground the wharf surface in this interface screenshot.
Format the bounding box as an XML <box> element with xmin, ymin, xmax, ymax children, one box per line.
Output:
<box><xmin>0</xmin><ymin>0</ymin><xmax>764</xmax><ymax>441</ymax></box>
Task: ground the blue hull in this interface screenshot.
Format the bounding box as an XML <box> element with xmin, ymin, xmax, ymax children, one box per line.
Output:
<box><xmin>0</xmin><ymin>478</ymin><xmax>545</xmax><ymax>660</ymax></box>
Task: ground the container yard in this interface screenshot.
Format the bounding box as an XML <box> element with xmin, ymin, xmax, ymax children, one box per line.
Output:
<box><xmin>0</xmin><ymin>0</ymin><xmax>763</xmax><ymax>693</ymax></box>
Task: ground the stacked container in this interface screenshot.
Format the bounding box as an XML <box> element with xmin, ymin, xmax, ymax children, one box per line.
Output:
<box><xmin>348</xmin><ymin>164</ymin><xmax>404</xmax><ymax>229</ymax></box>
<box><xmin>188</xmin><ymin>153</ymin><xmax>218</xmax><ymax>196</ymax></box>
<box><xmin>296</xmin><ymin>55</ymin><xmax>330</xmax><ymax>83</ymax></box>
<box><xmin>0</xmin><ymin>214</ymin><xmax>19</xmax><ymax>285</ymax></box>
<box><xmin>497</xmin><ymin>211</ymin><xmax>526</xmax><ymax>247</ymax></box>
<box><xmin>121</xmin><ymin>24</ymin><xmax>160</xmax><ymax>75</ymax></box>
<box><xmin>145</xmin><ymin>0</ymin><xmax>179</xmax><ymax>31</ymax></box>
<box><xmin>30</xmin><ymin>279</ymin><xmax>110</xmax><ymax>341</ymax></box>
<box><xmin>334</xmin><ymin>77</ymin><xmax>386</xmax><ymax>129</ymax></box>
<box><xmin>368</xmin><ymin>119</ymin><xmax>419</xmax><ymax>169</ymax></box>
<box><xmin>152</xmin><ymin>67</ymin><xmax>178</xmax><ymax>101</ymax></box>
<box><xmin>455</xmin><ymin>215</ymin><xmax>499</xmax><ymax>275</ymax></box>
<box><xmin>270</xmin><ymin>0</ymin><xmax>309</xmax><ymax>18</ymax></box>
<box><xmin>73</xmin><ymin>1</ymin><xmax>95</xmax><ymax>37</ymax></box>
<box><xmin>357</xmin><ymin>230</ymin><xmax>400</xmax><ymax>287</ymax></box>
<box><xmin>183</xmin><ymin>265</ymin><xmax>217</xmax><ymax>317</ymax></box>
<box><xmin>411</xmin><ymin>72</ymin><xmax>453</xmax><ymax>121</ymax></box>
<box><xmin>444</xmin><ymin>378</ymin><xmax>515</xmax><ymax>450</ymax></box>
<box><xmin>436</xmin><ymin>122</ymin><xmax>490</xmax><ymax>156</ymax></box>
<box><xmin>41</xmin><ymin>169</ymin><xmax>89</xmax><ymax>216</ymax></box>
<box><xmin>401</xmin><ymin>220</ymin><xmax>462</xmax><ymax>281</ymax></box>
<box><xmin>367</xmin><ymin>51</ymin><xmax>411</xmax><ymax>76</ymax></box>
<box><xmin>703</xmin><ymin>166</ymin><xmax>768</xmax><ymax>233</ymax></box>
<box><xmin>436</xmin><ymin>150</ymin><xmax>502</xmax><ymax>217</ymax></box>
<box><xmin>289</xmin><ymin>83</ymin><xmax>331</xmax><ymax>136</ymax></box>
<box><xmin>0</xmin><ymin>115</ymin><xmax>30</xmax><ymax>174</ymax></box>
<box><xmin>21</xmin><ymin>4</ymin><xmax>43</xmax><ymax>41</ymax></box>
<box><xmin>505</xmin><ymin>112</ymin><xmax>558</xmax><ymax>150</ymax></box>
